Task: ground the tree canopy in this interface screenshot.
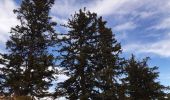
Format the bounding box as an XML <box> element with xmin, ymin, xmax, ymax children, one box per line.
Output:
<box><xmin>0</xmin><ymin>0</ymin><xmax>57</xmax><ymax>98</ymax></box>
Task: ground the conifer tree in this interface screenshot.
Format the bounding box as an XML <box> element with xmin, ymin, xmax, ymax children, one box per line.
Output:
<box><xmin>56</xmin><ymin>9</ymin><xmax>98</xmax><ymax>100</ymax></box>
<box><xmin>92</xmin><ymin>17</ymin><xmax>124</xmax><ymax>100</ymax></box>
<box><xmin>56</xmin><ymin>9</ymin><xmax>124</xmax><ymax>100</ymax></box>
<box><xmin>123</xmin><ymin>55</ymin><xmax>166</xmax><ymax>100</ymax></box>
<box><xmin>0</xmin><ymin>0</ymin><xmax>57</xmax><ymax>98</ymax></box>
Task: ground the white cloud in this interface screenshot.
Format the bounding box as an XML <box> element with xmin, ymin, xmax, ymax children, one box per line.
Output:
<box><xmin>114</xmin><ymin>22</ymin><xmax>137</xmax><ymax>31</ymax></box>
<box><xmin>139</xmin><ymin>11</ymin><xmax>155</xmax><ymax>19</ymax></box>
<box><xmin>51</xmin><ymin>0</ymin><xmax>150</xmax><ymax>17</ymax></box>
<box><xmin>0</xmin><ymin>0</ymin><xmax>18</xmax><ymax>48</ymax></box>
<box><xmin>151</xmin><ymin>17</ymin><xmax>170</xmax><ymax>30</ymax></box>
<box><xmin>123</xmin><ymin>36</ymin><xmax>170</xmax><ymax>57</ymax></box>
<box><xmin>89</xmin><ymin>0</ymin><xmax>129</xmax><ymax>16</ymax></box>
<box><xmin>51</xmin><ymin>16</ymin><xmax>67</xmax><ymax>25</ymax></box>
<box><xmin>52</xmin><ymin>0</ymin><xmax>168</xmax><ymax>17</ymax></box>
<box><xmin>57</xmin><ymin>74</ymin><xmax>69</xmax><ymax>83</ymax></box>
<box><xmin>51</xmin><ymin>0</ymin><xmax>81</xmax><ymax>17</ymax></box>
<box><xmin>116</xmin><ymin>32</ymin><xmax>127</xmax><ymax>41</ymax></box>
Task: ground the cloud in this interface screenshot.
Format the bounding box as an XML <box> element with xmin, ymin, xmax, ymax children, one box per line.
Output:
<box><xmin>89</xmin><ymin>0</ymin><xmax>129</xmax><ymax>16</ymax></box>
<box><xmin>51</xmin><ymin>0</ymin><xmax>168</xmax><ymax>17</ymax></box>
<box><xmin>151</xmin><ymin>17</ymin><xmax>170</xmax><ymax>30</ymax></box>
<box><xmin>116</xmin><ymin>32</ymin><xmax>128</xmax><ymax>41</ymax></box>
<box><xmin>51</xmin><ymin>0</ymin><xmax>82</xmax><ymax>17</ymax></box>
<box><xmin>51</xmin><ymin>16</ymin><xmax>67</xmax><ymax>25</ymax></box>
<box><xmin>114</xmin><ymin>22</ymin><xmax>137</xmax><ymax>31</ymax></box>
<box><xmin>123</xmin><ymin>35</ymin><xmax>170</xmax><ymax>57</ymax></box>
<box><xmin>0</xmin><ymin>0</ymin><xmax>18</xmax><ymax>48</ymax></box>
<box><xmin>138</xmin><ymin>11</ymin><xmax>155</xmax><ymax>19</ymax></box>
<box><xmin>51</xmin><ymin>0</ymin><xmax>150</xmax><ymax>17</ymax></box>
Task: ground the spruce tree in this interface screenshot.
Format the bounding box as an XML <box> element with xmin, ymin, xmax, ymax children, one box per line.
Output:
<box><xmin>56</xmin><ymin>9</ymin><xmax>124</xmax><ymax>100</ymax></box>
<box><xmin>0</xmin><ymin>0</ymin><xmax>57</xmax><ymax>98</ymax></box>
<box><xmin>123</xmin><ymin>55</ymin><xmax>166</xmax><ymax>100</ymax></box>
<box><xmin>92</xmin><ymin>17</ymin><xmax>124</xmax><ymax>100</ymax></box>
<box><xmin>56</xmin><ymin>9</ymin><xmax>98</xmax><ymax>100</ymax></box>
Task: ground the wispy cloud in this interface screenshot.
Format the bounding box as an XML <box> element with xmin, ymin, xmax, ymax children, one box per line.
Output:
<box><xmin>51</xmin><ymin>0</ymin><xmax>149</xmax><ymax>17</ymax></box>
<box><xmin>89</xmin><ymin>0</ymin><xmax>129</xmax><ymax>16</ymax></box>
<box><xmin>138</xmin><ymin>11</ymin><xmax>155</xmax><ymax>19</ymax></box>
<box><xmin>51</xmin><ymin>16</ymin><xmax>67</xmax><ymax>25</ymax></box>
<box><xmin>51</xmin><ymin>0</ymin><xmax>84</xmax><ymax>17</ymax></box>
<box><xmin>151</xmin><ymin>17</ymin><xmax>170</xmax><ymax>30</ymax></box>
<box><xmin>0</xmin><ymin>0</ymin><xmax>18</xmax><ymax>45</ymax></box>
<box><xmin>123</xmin><ymin>35</ymin><xmax>170</xmax><ymax>57</ymax></box>
<box><xmin>114</xmin><ymin>22</ymin><xmax>137</xmax><ymax>31</ymax></box>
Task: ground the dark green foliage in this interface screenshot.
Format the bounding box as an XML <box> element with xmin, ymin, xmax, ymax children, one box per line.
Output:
<box><xmin>56</xmin><ymin>9</ymin><xmax>99</xmax><ymax>100</ymax></box>
<box><xmin>55</xmin><ymin>9</ymin><xmax>124</xmax><ymax>100</ymax></box>
<box><xmin>91</xmin><ymin>16</ymin><xmax>124</xmax><ymax>100</ymax></box>
<box><xmin>0</xmin><ymin>1</ymin><xmax>167</xmax><ymax>99</ymax></box>
<box><xmin>123</xmin><ymin>55</ymin><xmax>166</xmax><ymax>100</ymax></box>
<box><xmin>0</xmin><ymin>0</ymin><xmax>57</xmax><ymax>97</ymax></box>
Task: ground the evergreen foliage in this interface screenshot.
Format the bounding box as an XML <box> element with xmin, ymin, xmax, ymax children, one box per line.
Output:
<box><xmin>123</xmin><ymin>55</ymin><xmax>166</xmax><ymax>100</ymax></box>
<box><xmin>56</xmin><ymin>9</ymin><xmax>99</xmax><ymax>99</ymax></box>
<box><xmin>55</xmin><ymin>9</ymin><xmax>124</xmax><ymax>100</ymax></box>
<box><xmin>0</xmin><ymin>0</ymin><xmax>57</xmax><ymax>97</ymax></box>
<box><xmin>0</xmin><ymin>1</ymin><xmax>167</xmax><ymax>99</ymax></box>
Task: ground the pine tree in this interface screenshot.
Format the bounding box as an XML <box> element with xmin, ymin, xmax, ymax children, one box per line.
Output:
<box><xmin>91</xmin><ymin>16</ymin><xmax>123</xmax><ymax>100</ymax></box>
<box><xmin>0</xmin><ymin>0</ymin><xmax>57</xmax><ymax>98</ymax></box>
<box><xmin>55</xmin><ymin>9</ymin><xmax>124</xmax><ymax>100</ymax></box>
<box><xmin>123</xmin><ymin>55</ymin><xmax>166</xmax><ymax>100</ymax></box>
<box><xmin>55</xmin><ymin>9</ymin><xmax>98</xmax><ymax>100</ymax></box>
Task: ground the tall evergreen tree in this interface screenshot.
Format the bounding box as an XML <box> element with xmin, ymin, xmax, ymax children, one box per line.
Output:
<box><xmin>92</xmin><ymin>17</ymin><xmax>124</xmax><ymax>100</ymax></box>
<box><xmin>123</xmin><ymin>55</ymin><xmax>166</xmax><ymax>100</ymax></box>
<box><xmin>56</xmin><ymin>9</ymin><xmax>98</xmax><ymax>100</ymax></box>
<box><xmin>0</xmin><ymin>0</ymin><xmax>57</xmax><ymax>98</ymax></box>
<box><xmin>55</xmin><ymin>9</ymin><xmax>124</xmax><ymax>100</ymax></box>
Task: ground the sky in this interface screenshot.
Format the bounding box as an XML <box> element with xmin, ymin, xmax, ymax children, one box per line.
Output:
<box><xmin>0</xmin><ymin>0</ymin><xmax>170</xmax><ymax>87</ymax></box>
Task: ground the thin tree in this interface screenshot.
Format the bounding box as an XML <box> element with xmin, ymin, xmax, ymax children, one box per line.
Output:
<box><xmin>0</xmin><ymin>0</ymin><xmax>57</xmax><ymax>98</ymax></box>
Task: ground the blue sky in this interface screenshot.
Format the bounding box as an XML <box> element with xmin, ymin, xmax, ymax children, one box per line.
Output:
<box><xmin>0</xmin><ymin>0</ymin><xmax>170</xmax><ymax>87</ymax></box>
